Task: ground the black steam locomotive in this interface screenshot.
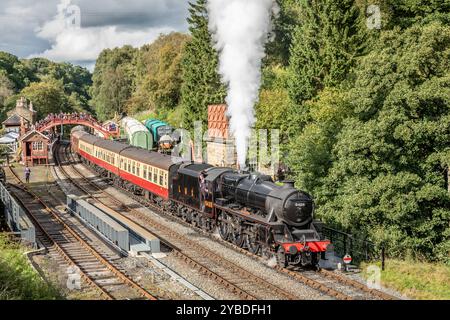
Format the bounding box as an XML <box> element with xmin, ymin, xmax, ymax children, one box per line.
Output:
<box><xmin>171</xmin><ymin>163</ymin><xmax>329</xmax><ymax>268</ymax></box>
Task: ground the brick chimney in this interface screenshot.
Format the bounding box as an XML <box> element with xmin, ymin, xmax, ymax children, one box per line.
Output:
<box><xmin>208</xmin><ymin>104</ymin><xmax>230</xmax><ymax>140</ymax></box>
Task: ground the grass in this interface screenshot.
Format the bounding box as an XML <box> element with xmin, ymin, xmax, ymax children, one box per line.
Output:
<box><xmin>361</xmin><ymin>259</ymin><xmax>450</xmax><ymax>300</ymax></box>
<box><xmin>0</xmin><ymin>234</ymin><xmax>62</xmax><ymax>300</ymax></box>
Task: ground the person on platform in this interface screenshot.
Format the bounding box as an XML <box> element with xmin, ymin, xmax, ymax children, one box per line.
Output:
<box><xmin>25</xmin><ymin>166</ymin><xmax>31</xmax><ymax>183</ymax></box>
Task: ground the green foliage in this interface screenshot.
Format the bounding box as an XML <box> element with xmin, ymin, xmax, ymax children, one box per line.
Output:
<box><xmin>0</xmin><ymin>51</ymin><xmax>29</xmax><ymax>90</ymax></box>
<box><xmin>90</xmin><ymin>46</ymin><xmax>137</xmax><ymax>120</ymax></box>
<box><xmin>287</xmin><ymin>0</ymin><xmax>367</xmax><ymax>105</ymax></box>
<box><xmin>0</xmin><ymin>52</ymin><xmax>93</xmax><ymax>123</ymax></box>
<box><xmin>0</xmin><ymin>72</ymin><xmax>14</xmax><ymax>121</ymax></box>
<box><xmin>315</xmin><ymin>22</ymin><xmax>450</xmax><ymax>262</ymax></box>
<box><xmin>286</xmin><ymin>89</ymin><xmax>352</xmax><ymax>193</ymax></box>
<box><xmin>180</xmin><ymin>0</ymin><xmax>226</xmax><ymax>132</ymax></box>
<box><xmin>265</xmin><ymin>0</ymin><xmax>302</xmax><ymax>66</ymax></box>
<box><xmin>20</xmin><ymin>78</ymin><xmax>68</xmax><ymax>119</ymax></box>
<box><xmin>0</xmin><ymin>235</ymin><xmax>61</xmax><ymax>300</ymax></box>
<box><xmin>384</xmin><ymin>0</ymin><xmax>450</xmax><ymax>28</ymax></box>
<box><xmin>127</xmin><ymin>33</ymin><xmax>190</xmax><ymax>115</ymax></box>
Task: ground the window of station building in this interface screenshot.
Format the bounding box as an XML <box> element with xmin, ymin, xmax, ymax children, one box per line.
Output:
<box><xmin>32</xmin><ymin>141</ymin><xmax>43</xmax><ymax>151</ymax></box>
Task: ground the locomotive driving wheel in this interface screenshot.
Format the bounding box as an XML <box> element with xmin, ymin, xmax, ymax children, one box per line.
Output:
<box><xmin>218</xmin><ymin>212</ymin><xmax>230</xmax><ymax>240</ymax></box>
<box><xmin>245</xmin><ymin>225</ymin><xmax>261</xmax><ymax>255</ymax></box>
<box><xmin>229</xmin><ymin>216</ymin><xmax>245</xmax><ymax>247</ymax></box>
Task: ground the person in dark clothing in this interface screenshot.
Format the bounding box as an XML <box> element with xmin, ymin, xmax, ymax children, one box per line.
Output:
<box><xmin>277</xmin><ymin>167</ymin><xmax>286</xmax><ymax>182</ymax></box>
<box><xmin>25</xmin><ymin>166</ymin><xmax>31</xmax><ymax>183</ymax></box>
<box><xmin>199</xmin><ymin>172</ymin><xmax>208</xmax><ymax>211</ymax></box>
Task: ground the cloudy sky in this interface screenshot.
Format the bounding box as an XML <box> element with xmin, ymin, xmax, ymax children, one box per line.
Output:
<box><xmin>0</xmin><ymin>0</ymin><xmax>189</xmax><ymax>69</ymax></box>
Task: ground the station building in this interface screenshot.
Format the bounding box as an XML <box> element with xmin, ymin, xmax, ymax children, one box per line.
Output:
<box><xmin>20</xmin><ymin>130</ymin><xmax>50</xmax><ymax>166</ymax></box>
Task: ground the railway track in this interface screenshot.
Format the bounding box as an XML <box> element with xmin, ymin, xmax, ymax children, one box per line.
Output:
<box><xmin>55</xmin><ymin>142</ymin><xmax>311</xmax><ymax>300</ymax></box>
<box><xmin>5</xmin><ymin>166</ymin><xmax>158</xmax><ymax>301</ymax></box>
<box><xmin>60</xmin><ymin>142</ymin><xmax>397</xmax><ymax>300</ymax></box>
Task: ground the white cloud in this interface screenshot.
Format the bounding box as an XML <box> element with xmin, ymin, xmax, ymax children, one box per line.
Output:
<box><xmin>33</xmin><ymin>25</ymin><xmax>174</xmax><ymax>62</ymax></box>
<box><xmin>29</xmin><ymin>0</ymin><xmax>176</xmax><ymax>63</ymax></box>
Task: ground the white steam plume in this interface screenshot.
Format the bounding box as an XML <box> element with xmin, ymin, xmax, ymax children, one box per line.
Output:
<box><xmin>207</xmin><ymin>0</ymin><xmax>278</xmax><ymax>168</ymax></box>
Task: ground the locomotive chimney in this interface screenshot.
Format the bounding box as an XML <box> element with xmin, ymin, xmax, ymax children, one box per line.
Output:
<box><xmin>282</xmin><ymin>180</ymin><xmax>295</xmax><ymax>189</ymax></box>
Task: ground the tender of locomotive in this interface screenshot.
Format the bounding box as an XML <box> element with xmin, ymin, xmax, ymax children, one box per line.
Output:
<box><xmin>71</xmin><ymin>131</ymin><xmax>330</xmax><ymax>268</ymax></box>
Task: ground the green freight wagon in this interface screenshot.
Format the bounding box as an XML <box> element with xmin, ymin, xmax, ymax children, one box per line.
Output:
<box><xmin>121</xmin><ymin>117</ymin><xmax>153</xmax><ymax>150</ymax></box>
<box><xmin>143</xmin><ymin>119</ymin><xmax>173</xmax><ymax>148</ymax></box>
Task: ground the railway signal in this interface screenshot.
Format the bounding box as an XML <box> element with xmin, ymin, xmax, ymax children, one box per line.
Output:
<box><xmin>343</xmin><ymin>254</ymin><xmax>352</xmax><ymax>264</ymax></box>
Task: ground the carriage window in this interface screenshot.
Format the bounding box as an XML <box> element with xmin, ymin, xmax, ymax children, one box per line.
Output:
<box><xmin>136</xmin><ymin>163</ymin><xmax>140</xmax><ymax>176</ymax></box>
<box><xmin>143</xmin><ymin>166</ymin><xmax>147</xmax><ymax>180</ymax></box>
<box><xmin>153</xmin><ymin>168</ymin><xmax>157</xmax><ymax>183</ymax></box>
<box><xmin>127</xmin><ymin>160</ymin><xmax>131</xmax><ymax>172</ymax></box>
<box><xmin>159</xmin><ymin>170</ymin><xmax>163</xmax><ymax>186</ymax></box>
<box><xmin>132</xmin><ymin>162</ymin><xmax>135</xmax><ymax>175</ymax></box>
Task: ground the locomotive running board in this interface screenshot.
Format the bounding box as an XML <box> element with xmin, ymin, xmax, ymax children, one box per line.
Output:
<box><xmin>214</xmin><ymin>204</ymin><xmax>281</xmax><ymax>228</ymax></box>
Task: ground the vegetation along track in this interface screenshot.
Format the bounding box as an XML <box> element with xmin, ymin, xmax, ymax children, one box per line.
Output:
<box><xmin>55</xmin><ymin>142</ymin><xmax>310</xmax><ymax>300</ymax></box>
<box><xmin>5</xmin><ymin>165</ymin><xmax>158</xmax><ymax>300</ymax></box>
<box><xmin>61</xmin><ymin>141</ymin><xmax>396</xmax><ymax>300</ymax></box>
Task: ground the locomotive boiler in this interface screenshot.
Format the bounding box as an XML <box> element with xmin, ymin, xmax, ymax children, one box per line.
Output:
<box><xmin>220</xmin><ymin>172</ymin><xmax>314</xmax><ymax>228</ymax></box>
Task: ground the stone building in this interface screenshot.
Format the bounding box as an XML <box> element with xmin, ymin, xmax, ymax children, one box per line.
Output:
<box><xmin>0</xmin><ymin>97</ymin><xmax>37</xmax><ymax>155</ymax></box>
<box><xmin>2</xmin><ymin>97</ymin><xmax>37</xmax><ymax>134</ymax></box>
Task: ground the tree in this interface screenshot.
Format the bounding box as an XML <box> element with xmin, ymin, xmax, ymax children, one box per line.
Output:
<box><xmin>90</xmin><ymin>46</ymin><xmax>137</xmax><ymax>120</ymax></box>
<box><xmin>0</xmin><ymin>72</ymin><xmax>13</xmax><ymax>106</ymax></box>
<box><xmin>0</xmin><ymin>51</ymin><xmax>29</xmax><ymax>90</ymax></box>
<box><xmin>180</xmin><ymin>0</ymin><xmax>226</xmax><ymax>132</ymax></box>
<box><xmin>287</xmin><ymin>0</ymin><xmax>367</xmax><ymax>106</ymax></box>
<box><xmin>316</xmin><ymin>22</ymin><xmax>450</xmax><ymax>262</ymax></box>
<box><xmin>20</xmin><ymin>78</ymin><xmax>68</xmax><ymax>120</ymax></box>
<box><xmin>286</xmin><ymin>88</ymin><xmax>352</xmax><ymax>193</ymax></box>
<box><xmin>265</xmin><ymin>0</ymin><xmax>302</xmax><ymax>67</ymax></box>
<box><xmin>127</xmin><ymin>33</ymin><xmax>190</xmax><ymax>115</ymax></box>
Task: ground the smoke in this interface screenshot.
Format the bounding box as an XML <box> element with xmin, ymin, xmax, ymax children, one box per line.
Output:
<box><xmin>207</xmin><ymin>0</ymin><xmax>278</xmax><ymax>168</ymax></box>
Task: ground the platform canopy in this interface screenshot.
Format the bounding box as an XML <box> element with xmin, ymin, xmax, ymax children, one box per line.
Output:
<box><xmin>0</xmin><ymin>132</ymin><xmax>20</xmax><ymax>144</ymax></box>
<box><xmin>0</xmin><ymin>132</ymin><xmax>20</xmax><ymax>153</ymax></box>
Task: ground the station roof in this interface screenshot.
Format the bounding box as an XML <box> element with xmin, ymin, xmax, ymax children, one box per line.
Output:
<box><xmin>2</xmin><ymin>114</ymin><xmax>22</xmax><ymax>126</ymax></box>
<box><xmin>0</xmin><ymin>132</ymin><xmax>20</xmax><ymax>144</ymax></box>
